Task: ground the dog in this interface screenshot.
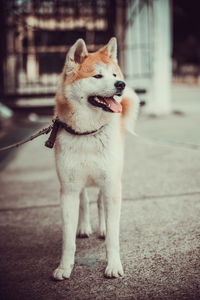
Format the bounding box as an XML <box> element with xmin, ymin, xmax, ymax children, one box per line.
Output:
<box><xmin>52</xmin><ymin>37</ymin><xmax>139</xmax><ymax>280</ymax></box>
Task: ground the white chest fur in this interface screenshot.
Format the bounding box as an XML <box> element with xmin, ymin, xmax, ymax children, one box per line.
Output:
<box><xmin>55</xmin><ymin>117</ymin><xmax>123</xmax><ymax>190</ymax></box>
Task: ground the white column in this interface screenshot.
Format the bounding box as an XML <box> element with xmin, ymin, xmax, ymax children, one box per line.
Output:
<box><xmin>148</xmin><ymin>0</ymin><xmax>172</xmax><ymax>115</ymax></box>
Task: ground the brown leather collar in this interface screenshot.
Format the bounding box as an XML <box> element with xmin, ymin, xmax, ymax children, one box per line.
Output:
<box><xmin>45</xmin><ymin>117</ymin><xmax>104</xmax><ymax>149</ymax></box>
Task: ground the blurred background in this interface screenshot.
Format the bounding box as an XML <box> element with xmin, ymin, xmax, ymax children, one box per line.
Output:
<box><xmin>0</xmin><ymin>0</ymin><xmax>199</xmax><ymax>163</ymax></box>
<box><xmin>0</xmin><ymin>3</ymin><xmax>199</xmax><ymax>298</ymax></box>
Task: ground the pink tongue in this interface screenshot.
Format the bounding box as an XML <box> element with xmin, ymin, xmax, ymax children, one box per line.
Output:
<box><xmin>104</xmin><ymin>98</ymin><xmax>122</xmax><ymax>113</ymax></box>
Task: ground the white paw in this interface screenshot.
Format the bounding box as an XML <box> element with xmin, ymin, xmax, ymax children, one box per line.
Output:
<box><xmin>52</xmin><ymin>265</ymin><xmax>73</xmax><ymax>281</ymax></box>
<box><xmin>77</xmin><ymin>223</ymin><xmax>92</xmax><ymax>238</ymax></box>
<box><xmin>105</xmin><ymin>261</ymin><xmax>124</xmax><ymax>278</ymax></box>
<box><xmin>99</xmin><ymin>228</ymin><xmax>106</xmax><ymax>239</ymax></box>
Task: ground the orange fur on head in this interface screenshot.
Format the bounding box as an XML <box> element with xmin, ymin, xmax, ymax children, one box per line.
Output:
<box><xmin>63</xmin><ymin>49</ymin><xmax>124</xmax><ymax>84</ymax></box>
<box><xmin>55</xmin><ymin>43</ymin><xmax>129</xmax><ymax>126</ymax></box>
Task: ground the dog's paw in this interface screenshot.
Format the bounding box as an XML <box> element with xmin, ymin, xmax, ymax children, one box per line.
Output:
<box><xmin>77</xmin><ymin>224</ymin><xmax>92</xmax><ymax>238</ymax></box>
<box><xmin>105</xmin><ymin>261</ymin><xmax>124</xmax><ymax>278</ymax></box>
<box><xmin>99</xmin><ymin>229</ymin><xmax>106</xmax><ymax>239</ymax></box>
<box><xmin>52</xmin><ymin>265</ymin><xmax>73</xmax><ymax>281</ymax></box>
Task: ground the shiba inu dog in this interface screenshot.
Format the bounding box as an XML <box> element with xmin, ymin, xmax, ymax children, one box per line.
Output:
<box><xmin>53</xmin><ymin>37</ymin><xmax>139</xmax><ymax>280</ymax></box>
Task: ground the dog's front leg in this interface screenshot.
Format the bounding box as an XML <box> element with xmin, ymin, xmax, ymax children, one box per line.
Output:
<box><xmin>103</xmin><ymin>183</ymin><xmax>124</xmax><ymax>278</ymax></box>
<box><xmin>53</xmin><ymin>189</ymin><xmax>80</xmax><ymax>280</ymax></box>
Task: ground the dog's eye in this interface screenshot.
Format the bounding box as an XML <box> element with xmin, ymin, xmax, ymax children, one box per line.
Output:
<box><xmin>93</xmin><ymin>74</ymin><xmax>103</xmax><ymax>79</ymax></box>
<box><xmin>113</xmin><ymin>73</ymin><xmax>117</xmax><ymax>77</ymax></box>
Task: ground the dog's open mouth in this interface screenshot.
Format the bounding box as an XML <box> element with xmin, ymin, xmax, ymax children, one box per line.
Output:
<box><xmin>88</xmin><ymin>95</ymin><xmax>122</xmax><ymax>113</ymax></box>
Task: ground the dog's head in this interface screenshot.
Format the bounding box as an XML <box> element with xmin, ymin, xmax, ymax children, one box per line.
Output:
<box><xmin>60</xmin><ymin>38</ymin><xmax>125</xmax><ymax>114</ymax></box>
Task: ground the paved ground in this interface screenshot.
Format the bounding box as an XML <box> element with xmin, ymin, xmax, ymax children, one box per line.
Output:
<box><xmin>0</xmin><ymin>85</ymin><xmax>200</xmax><ymax>299</ymax></box>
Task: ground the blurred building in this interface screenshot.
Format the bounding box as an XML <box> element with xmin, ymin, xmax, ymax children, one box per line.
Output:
<box><xmin>0</xmin><ymin>0</ymin><xmax>173</xmax><ymax>115</ymax></box>
<box><xmin>172</xmin><ymin>0</ymin><xmax>200</xmax><ymax>86</ymax></box>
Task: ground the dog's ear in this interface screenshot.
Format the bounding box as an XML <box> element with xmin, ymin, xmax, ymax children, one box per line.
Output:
<box><xmin>100</xmin><ymin>37</ymin><xmax>118</xmax><ymax>62</ymax></box>
<box><xmin>65</xmin><ymin>39</ymin><xmax>88</xmax><ymax>74</ymax></box>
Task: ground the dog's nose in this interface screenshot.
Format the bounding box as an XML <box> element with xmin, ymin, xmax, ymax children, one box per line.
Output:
<box><xmin>115</xmin><ymin>80</ymin><xmax>126</xmax><ymax>91</ymax></box>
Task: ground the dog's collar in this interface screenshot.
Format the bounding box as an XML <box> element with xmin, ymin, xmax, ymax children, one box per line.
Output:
<box><xmin>58</xmin><ymin>118</ymin><xmax>104</xmax><ymax>136</ymax></box>
<box><xmin>45</xmin><ymin>117</ymin><xmax>104</xmax><ymax>148</ymax></box>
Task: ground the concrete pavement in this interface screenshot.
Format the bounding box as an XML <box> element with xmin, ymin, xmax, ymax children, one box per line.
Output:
<box><xmin>0</xmin><ymin>87</ymin><xmax>200</xmax><ymax>299</ymax></box>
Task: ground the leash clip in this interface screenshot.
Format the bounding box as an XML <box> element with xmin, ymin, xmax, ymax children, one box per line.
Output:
<box><xmin>45</xmin><ymin>118</ymin><xmax>60</xmax><ymax>149</ymax></box>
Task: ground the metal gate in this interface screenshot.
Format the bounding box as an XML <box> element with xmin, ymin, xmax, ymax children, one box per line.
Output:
<box><xmin>1</xmin><ymin>0</ymin><xmax>171</xmax><ymax>114</ymax></box>
<box><xmin>1</xmin><ymin>0</ymin><xmax>115</xmax><ymax>111</ymax></box>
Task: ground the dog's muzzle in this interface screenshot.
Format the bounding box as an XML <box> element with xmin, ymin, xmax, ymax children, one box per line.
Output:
<box><xmin>88</xmin><ymin>95</ymin><xmax>122</xmax><ymax>113</ymax></box>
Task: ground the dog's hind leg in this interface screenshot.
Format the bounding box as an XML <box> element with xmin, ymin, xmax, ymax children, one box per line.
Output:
<box><xmin>77</xmin><ymin>188</ymin><xmax>92</xmax><ymax>238</ymax></box>
<box><xmin>97</xmin><ymin>190</ymin><xmax>106</xmax><ymax>239</ymax></box>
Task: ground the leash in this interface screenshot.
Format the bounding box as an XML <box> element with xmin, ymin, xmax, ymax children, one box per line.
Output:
<box><xmin>0</xmin><ymin>123</ymin><xmax>53</xmax><ymax>152</ymax></box>
<box><xmin>0</xmin><ymin>117</ymin><xmax>103</xmax><ymax>151</ymax></box>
